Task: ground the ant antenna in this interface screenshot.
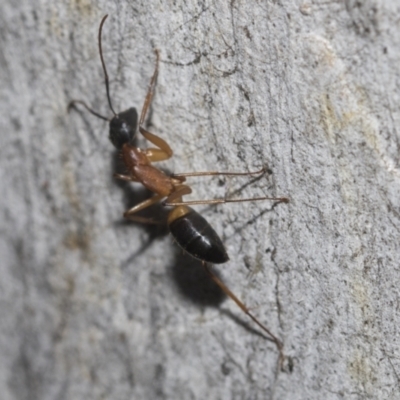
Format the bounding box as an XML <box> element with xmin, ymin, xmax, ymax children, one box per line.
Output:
<box><xmin>67</xmin><ymin>100</ymin><xmax>109</xmax><ymax>121</ymax></box>
<box><xmin>98</xmin><ymin>14</ymin><xmax>117</xmax><ymax>117</ymax></box>
<box><xmin>67</xmin><ymin>14</ymin><xmax>116</xmax><ymax>121</ymax></box>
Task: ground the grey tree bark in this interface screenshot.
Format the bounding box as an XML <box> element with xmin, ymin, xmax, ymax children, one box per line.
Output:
<box><xmin>1</xmin><ymin>1</ymin><xmax>400</xmax><ymax>399</ymax></box>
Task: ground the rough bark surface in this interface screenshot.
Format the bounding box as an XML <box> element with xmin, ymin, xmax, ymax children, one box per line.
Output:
<box><xmin>1</xmin><ymin>1</ymin><xmax>400</xmax><ymax>399</ymax></box>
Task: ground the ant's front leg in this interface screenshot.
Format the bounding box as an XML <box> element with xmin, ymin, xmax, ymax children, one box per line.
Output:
<box><xmin>139</xmin><ymin>50</ymin><xmax>160</xmax><ymax>126</ymax></box>
<box><xmin>137</xmin><ymin>50</ymin><xmax>173</xmax><ymax>163</ymax></box>
<box><xmin>140</xmin><ymin>126</ymin><xmax>173</xmax><ymax>162</ymax></box>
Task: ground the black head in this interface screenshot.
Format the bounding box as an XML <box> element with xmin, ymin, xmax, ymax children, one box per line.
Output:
<box><xmin>109</xmin><ymin>107</ymin><xmax>138</xmax><ymax>149</ymax></box>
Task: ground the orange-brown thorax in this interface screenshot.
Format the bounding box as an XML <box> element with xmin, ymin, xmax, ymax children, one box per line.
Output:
<box><xmin>121</xmin><ymin>144</ymin><xmax>174</xmax><ymax>196</ymax></box>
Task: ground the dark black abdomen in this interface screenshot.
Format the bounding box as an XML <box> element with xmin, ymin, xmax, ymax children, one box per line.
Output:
<box><xmin>169</xmin><ymin>208</ymin><xmax>229</xmax><ymax>264</ymax></box>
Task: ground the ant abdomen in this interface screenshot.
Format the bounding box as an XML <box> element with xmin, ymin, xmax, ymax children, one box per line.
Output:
<box><xmin>109</xmin><ymin>107</ymin><xmax>138</xmax><ymax>149</ymax></box>
<box><xmin>168</xmin><ymin>206</ymin><xmax>229</xmax><ymax>264</ymax></box>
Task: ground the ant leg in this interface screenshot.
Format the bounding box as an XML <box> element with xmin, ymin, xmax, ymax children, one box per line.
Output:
<box><xmin>115</xmin><ymin>175</ymin><xmax>164</xmax><ymax>224</ymax></box>
<box><xmin>165</xmin><ymin>166</ymin><xmax>288</xmax><ymax>206</ymax></box>
<box><xmin>172</xmin><ymin>166</ymin><xmax>269</xmax><ymax>179</ymax></box>
<box><xmin>124</xmin><ymin>215</ymin><xmax>164</xmax><ymax>225</ymax></box>
<box><xmin>123</xmin><ymin>194</ymin><xmax>165</xmax><ymax>224</ymax></box>
<box><xmin>139</xmin><ymin>49</ymin><xmax>160</xmax><ymax>126</ymax></box>
<box><xmin>136</xmin><ymin>50</ymin><xmax>173</xmax><ymax>162</ymax></box>
<box><xmin>114</xmin><ymin>173</ymin><xmax>139</xmax><ymax>182</ymax></box>
<box><xmin>140</xmin><ymin>126</ymin><xmax>173</xmax><ymax>162</ymax></box>
<box><xmin>203</xmin><ymin>263</ymin><xmax>285</xmax><ymax>366</ymax></box>
<box><xmin>162</xmin><ymin>185</ymin><xmax>192</xmax><ymax>205</ymax></box>
<box><xmin>164</xmin><ymin>196</ymin><xmax>289</xmax><ymax>207</ymax></box>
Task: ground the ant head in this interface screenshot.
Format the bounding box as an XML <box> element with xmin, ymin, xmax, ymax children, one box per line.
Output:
<box><xmin>109</xmin><ymin>107</ymin><xmax>138</xmax><ymax>149</ymax></box>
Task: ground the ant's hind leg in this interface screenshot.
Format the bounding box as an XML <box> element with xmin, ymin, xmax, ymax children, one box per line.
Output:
<box><xmin>203</xmin><ymin>263</ymin><xmax>285</xmax><ymax>367</ymax></box>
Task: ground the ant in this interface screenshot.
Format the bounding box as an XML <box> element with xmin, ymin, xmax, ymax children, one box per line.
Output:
<box><xmin>69</xmin><ymin>15</ymin><xmax>289</xmax><ymax>366</ymax></box>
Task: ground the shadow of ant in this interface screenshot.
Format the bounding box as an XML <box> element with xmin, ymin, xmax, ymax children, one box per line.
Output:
<box><xmin>169</xmin><ymin>249</ymin><xmax>225</xmax><ymax>307</ymax></box>
<box><xmin>168</xmin><ymin>248</ymin><xmax>279</xmax><ymax>342</ymax></box>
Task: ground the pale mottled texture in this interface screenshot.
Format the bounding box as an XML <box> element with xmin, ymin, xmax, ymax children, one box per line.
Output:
<box><xmin>1</xmin><ymin>1</ymin><xmax>400</xmax><ymax>399</ymax></box>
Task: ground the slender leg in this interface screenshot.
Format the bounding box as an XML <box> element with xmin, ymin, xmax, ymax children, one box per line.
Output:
<box><xmin>139</xmin><ymin>50</ymin><xmax>160</xmax><ymax>127</ymax></box>
<box><xmin>123</xmin><ymin>194</ymin><xmax>165</xmax><ymax>224</ymax></box>
<box><xmin>124</xmin><ymin>215</ymin><xmax>164</xmax><ymax>225</ymax></box>
<box><xmin>163</xmin><ymin>185</ymin><xmax>192</xmax><ymax>205</ymax></box>
<box><xmin>164</xmin><ymin>196</ymin><xmax>289</xmax><ymax>207</ymax></box>
<box><xmin>203</xmin><ymin>263</ymin><xmax>285</xmax><ymax>366</ymax></box>
<box><xmin>172</xmin><ymin>166</ymin><xmax>269</xmax><ymax>179</ymax></box>
<box><xmin>140</xmin><ymin>126</ymin><xmax>173</xmax><ymax>161</ymax></box>
<box><xmin>136</xmin><ymin>50</ymin><xmax>173</xmax><ymax>163</ymax></box>
<box><xmin>114</xmin><ymin>173</ymin><xmax>139</xmax><ymax>182</ymax></box>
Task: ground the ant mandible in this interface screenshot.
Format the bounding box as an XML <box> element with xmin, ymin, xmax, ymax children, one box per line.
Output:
<box><xmin>69</xmin><ymin>14</ymin><xmax>289</xmax><ymax>365</ymax></box>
